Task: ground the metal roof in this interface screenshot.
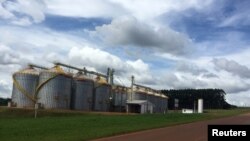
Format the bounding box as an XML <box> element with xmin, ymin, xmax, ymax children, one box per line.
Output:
<box><xmin>126</xmin><ymin>100</ymin><xmax>153</xmax><ymax>105</ymax></box>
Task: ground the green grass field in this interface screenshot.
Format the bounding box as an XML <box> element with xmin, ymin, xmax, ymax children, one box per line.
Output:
<box><xmin>0</xmin><ymin>107</ymin><xmax>249</xmax><ymax>141</ymax></box>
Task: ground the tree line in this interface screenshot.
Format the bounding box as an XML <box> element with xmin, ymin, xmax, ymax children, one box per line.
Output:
<box><xmin>161</xmin><ymin>89</ymin><xmax>236</xmax><ymax>109</ymax></box>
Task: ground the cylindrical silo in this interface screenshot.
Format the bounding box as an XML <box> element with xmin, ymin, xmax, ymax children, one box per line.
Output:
<box><xmin>112</xmin><ymin>86</ymin><xmax>128</xmax><ymax>112</ymax></box>
<box><xmin>37</xmin><ymin>66</ymin><xmax>72</xmax><ymax>109</ymax></box>
<box><xmin>11</xmin><ymin>67</ymin><xmax>39</xmax><ymax>108</ymax></box>
<box><xmin>198</xmin><ymin>99</ymin><xmax>203</xmax><ymax>113</ymax></box>
<box><xmin>121</xmin><ymin>88</ymin><xmax>128</xmax><ymax>106</ymax></box>
<box><xmin>93</xmin><ymin>77</ymin><xmax>111</xmax><ymax>111</ymax></box>
<box><xmin>113</xmin><ymin>87</ymin><xmax>122</xmax><ymax>107</ymax></box>
<box><xmin>72</xmin><ymin>72</ymin><xmax>94</xmax><ymax>110</ymax></box>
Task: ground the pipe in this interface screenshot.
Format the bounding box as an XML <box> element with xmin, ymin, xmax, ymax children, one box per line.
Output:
<box><xmin>130</xmin><ymin>75</ymin><xmax>135</xmax><ymax>101</ymax></box>
<box><xmin>28</xmin><ymin>64</ymin><xmax>48</xmax><ymax>70</ymax></box>
<box><xmin>54</xmin><ymin>62</ymin><xmax>107</xmax><ymax>78</ymax></box>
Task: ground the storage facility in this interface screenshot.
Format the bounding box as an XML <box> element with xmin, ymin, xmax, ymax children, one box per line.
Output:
<box><xmin>11</xmin><ymin>67</ymin><xmax>39</xmax><ymax>108</ymax></box>
<box><xmin>71</xmin><ymin>71</ymin><xmax>94</xmax><ymax>110</ymax></box>
<box><xmin>10</xmin><ymin>62</ymin><xmax>168</xmax><ymax>114</ymax></box>
<box><xmin>93</xmin><ymin>76</ymin><xmax>111</xmax><ymax>111</ymax></box>
<box><xmin>37</xmin><ymin>66</ymin><xmax>72</xmax><ymax>109</ymax></box>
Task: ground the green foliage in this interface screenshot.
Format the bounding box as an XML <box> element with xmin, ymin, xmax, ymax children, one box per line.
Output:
<box><xmin>0</xmin><ymin>108</ymin><xmax>249</xmax><ymax>141</ymax></box>
<box><xmin>161</xmin><ymin>89</ymin><xmax>236</xmax><ymax>110</ymax></box>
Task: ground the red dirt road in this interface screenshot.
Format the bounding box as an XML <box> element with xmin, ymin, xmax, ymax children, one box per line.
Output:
<box><xmin>93</xmin><ymin>113</ymin><xmax>250</xmax><ymax>141</ymax></box>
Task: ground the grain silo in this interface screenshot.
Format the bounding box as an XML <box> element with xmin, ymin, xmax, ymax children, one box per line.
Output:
<box><xmin>93</xmin><ymin>76</ymin><xmax>111</xmax><ymax>111</ymax></box>
<box><xmin>11</xmin><ymin>67</ymin><xmax>39</xmax><ymax>108</ymax></box>
<box><xmin>121</xmin><ymin>87</ymin><xmax>128</xmax><ymax>106</ymax></box>
<box><xmin>112</xmin><ymin>86</ymin><xmax>122</xmax><ymax>107</ymax></box>
<box><xmin>36</xmin><ymin>66</ymin><xmax>72</xmax><ymax>109</ymax></box>
<box><xmin>112</xmin><ymin>85</ymin><xmax>128</xmax><ymax>112</ymax></box>
<box><xmin>71</xmin><ymin>72</ymin><xmax>94</xmax><ymax>110</ymax></box>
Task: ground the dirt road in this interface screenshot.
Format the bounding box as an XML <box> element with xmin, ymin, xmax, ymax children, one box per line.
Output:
<box><xmin>94</xmin><ymin>113</ymin><xmax>250</xmax><ymax>141</ymax></box>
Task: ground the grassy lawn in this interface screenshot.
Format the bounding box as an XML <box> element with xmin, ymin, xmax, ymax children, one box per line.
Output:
<box><xmin>0</xmin><ymin>108</ymin><xmax>249</xmax><ymax>141</ymax></box>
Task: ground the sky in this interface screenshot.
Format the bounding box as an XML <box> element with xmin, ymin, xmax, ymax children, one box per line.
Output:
<box><xmin>0</xmin><ymin>0</ymin><xmax>250</xmax><ymax>106</ymax></box>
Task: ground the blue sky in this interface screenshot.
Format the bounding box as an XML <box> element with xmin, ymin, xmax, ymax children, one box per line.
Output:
<box><xmin>0</xmin><ymin>0</ymin><xmax>250</xmax><ymax>106</ymax></box>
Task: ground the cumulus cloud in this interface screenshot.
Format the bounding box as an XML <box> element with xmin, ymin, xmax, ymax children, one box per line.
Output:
<box><xmin>176</xmin><ymin>61</ymin><xmax>208</xmax><ymax>75</ymax></box>
<box><xmin>0</xmin><ymin>44</ymin><xmax>20</xmax><ymax>65</ymax></box>
<box><xmin>95</xmin><ymin>17</ymin><xmax>191</xmax><ymax>56</ymax></box>
<box><xmin>43</xmin><ymin>0</ymin><xmax>215</xmax><ymax>20</ymax></box>
<box><xmin>202</xmin><ymin>73</ymin><xmax>218</xmax><ymax>78</ymax></box>
<box><xmin>0</xmin><ymin>1</ymin><xmax>14</xmax><ymax>19</ymax></box>
<box><xmin>213</xmin><ymin>58</ymin><xmax>250</xmax><ymax>79</ymax></box>
<box><xmin>68</xmin><ymin>46</ymin><xmax>154</xmax><ymax>85</ymax></box>
<box><xmin>0</xmin><ymin>0</ymin><xmax>46</xmax><ymax>25</ymax></box>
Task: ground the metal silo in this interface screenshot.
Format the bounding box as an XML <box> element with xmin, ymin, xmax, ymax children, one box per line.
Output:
<box><xmin>93</xmin><ymin>77</ymin><xmax>111</xmax><ymax>111</ymax></box>
<box><xmin>121</xmin><ymin>87</ymin><xmax>128</xmax><ymax>106</ymax></box>
<box><xmin>11</xmin><ymin>67</ymin><xmax>39</xmax><ymax>108</ymax></box>
<box><xmin>113</xmin><ymin>86</ymin><xmax>122</xmax><ymax>107</ymax></box>
<box><xmin>72</xmin><ymin>72</ymin><xmax>94</xmax><ymax>110</ymax></box>
<box><xmin>112</xmin><ymin>85</ymin><xmax>128</xmax><ymax>112</ymax></box>
<box><xmin>36</xmin><ymin>66</ymin><xmax>72</xmax><ymax>109</ymax></box>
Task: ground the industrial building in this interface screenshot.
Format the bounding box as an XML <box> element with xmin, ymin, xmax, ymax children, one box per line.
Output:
<box><xmin>10</xmin><ymin>62</ymin><xmax>168</xmax><ymax>114</ymax></box>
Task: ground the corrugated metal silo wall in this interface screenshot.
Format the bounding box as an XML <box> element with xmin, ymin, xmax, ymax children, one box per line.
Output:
<box><xmin>94</xmin><ymin>84</ymin><xmax>111</xmax><ymax>111</ymax></box>
<box><xmin>37</xmin><ymin>72</ymin><xmax>72</xmax><ymax>109</ymax></box>
<box><xmin>121</xmin><ymin>92</ymin><xmax>127</xmax><ymax>106</ymax></box>
<box><xmin>72</xmin><ymin>79</ymin><xmax>94</xmax><ymax>110</ymax></box>
<box><xmin>112</xmin><ymin>89</ymin><xmax>127</xmax><ymax>112</ymax></box>
<box><xmin>12</xmin><ymin>73</ymin><xmax>38</xmax><ymax>108</ymax></box>
<box><xmin>113</xmin><ymin>91</ymin><xmax>122</xmax><ymax>106</ymax></box>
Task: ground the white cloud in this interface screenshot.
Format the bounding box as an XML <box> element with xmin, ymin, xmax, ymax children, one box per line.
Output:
<box><xmin>0</xmin><ymin>44</ymin><xmax>20</xmax><ymax>65</ymax></box>
<box><xmin>0</xmin><ymin>80</ymin><xmax>11</xmax><ymax>98</ymax></box>
<box><xmin>44</xmin><ymin>0</ymin><xmax>127</xmax><ymax>18</ymax></box>
<box><xmin>0</xmin><ymin>1</ymin><xmax>14</xmax><ymax>19</ymax></box>
<box><xmin>95</xmin><ymin>17</ymin><xmax>191</xmax><ymax>56</ymax></box>
<box><xmin>213</xmin><ymin>58</ymin><xmax>250</xmax><ymax>79</ymax></box>
<box><xmin>0</xmin><ymin>0</ymin><xmax>46</xmax><ymax>25</ymax></box>
<box><xmin>68</xmin><ymin>46</ymin><xmax>154</xmax><ymax>85</ymax></box>
<box><xmin>0</xmin><ymin>25</ymin><xmax>155</xmax><ymax>97</ymax></box>
<box><xmin>109</xmin><ymin>0</ymin><xmax>214</xmax><ymax>20</ymax></box>
<box><xmin>226</xmin><ymin>90</ymin><xmax>250</xmax><ymax>107</ymax></box>
<box><xmin>42</xmin><ymin>0</ymin><xmax>215</xmax><ymax>21</ymax></box>
<box><xmin>11</xmin><ymin>17</ymin><xmax>32</xmax><ymax>26</ymax></box>
<box><xmin>175</xmin><ymin>61</ymin><xmax>208</xmax><ymax>75</ymax></box>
